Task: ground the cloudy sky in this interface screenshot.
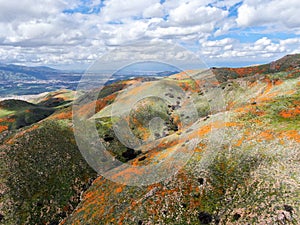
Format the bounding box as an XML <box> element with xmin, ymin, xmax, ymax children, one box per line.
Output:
<box><xmin>0</xmin><ymin>0</ymin><xmax>300</xmax><ymax>70</ymax></box>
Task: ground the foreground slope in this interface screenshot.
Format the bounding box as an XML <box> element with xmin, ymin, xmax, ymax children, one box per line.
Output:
<box><xmin>64</xmin><ymin>55</ymin><xmax>300</xmax><ymax>224</ymax></box>
<box><xmin>0</xmin><ymin>55</ymin><xmax>299</xmax><ymax>224</ymax></box>
<box><xmin>0</xmin><ymin>90</ymin><xmax>97</xmax><ymax>225</ymax></box>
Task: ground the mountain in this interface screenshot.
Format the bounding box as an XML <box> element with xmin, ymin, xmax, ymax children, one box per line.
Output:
<box><xmin>0</xmin><ymin>55</ymin><xmax>300</xmax><ymax>224</ymax></box>
<box><xmin>0</xmin><ymin>64</ymin><xmax>61</xmax><ymax>80</ymax></box>
<box><xmin>0</xmin><ymin>63</ymin><xmax>82</xmax><ymax>97</ymax></box>
<box><xmin>0</xmin><ymin>63</ymin><xmax>180</xmax><ymax>97</ymax></box>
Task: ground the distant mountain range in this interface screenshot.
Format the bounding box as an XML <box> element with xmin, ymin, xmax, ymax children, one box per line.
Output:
<box><xmin>0</xmin><ymin>64</ymin><xmax>82</xmax><ymax>97</ymax></box>
<box><xmin>0</xmin><ymin>63</ymin><xmax>181</xmax><ymax>97</ymax></box>
<box><xmin>2</xmin><ymin>53</ymin><xmax>300</xmax><ymax>82</ymax></box>
<box><xmin>0</xmin><ymin>63</ymin><xmax>63</xmax><ymax>80</ymax></box>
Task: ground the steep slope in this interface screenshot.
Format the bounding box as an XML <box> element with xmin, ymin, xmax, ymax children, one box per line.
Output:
<box><xmin>0</xmin><ymin>121</ymin><xmax>97</xmax><ymax>225</ymax></box>
<box><xmin>0</xmin><ymin>81</ymin><xmax>149</xmax><ymax>224</ymax></box>
<box><xmin>63</xmin><ymin>55</ymin><xmax>300</xmax><ymax>224</ymax></box>
<box><xmin>0</xmin><ymin>55</ymin><xmax>299</xmax><ymax>225</ymax></box>
<box><xmin>0</xmin><ymin>90</ymin><xmax>97</xmax><ymax>225</ymax></box>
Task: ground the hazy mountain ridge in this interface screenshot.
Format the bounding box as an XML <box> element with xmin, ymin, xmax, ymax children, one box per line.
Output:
<box><xmin>0</xmin><ymin>54</ymin><xmax>299</xmax><ymax>224</ymax></box>
<box><xmin>0</xmin><ymin>64</ymin><xmax>63</xmax><ymax>80</ymax></box>
<box><xmin>0</xmin><ymin>63</ymin><xmax>81</xmax><ymax>97</ymax></box>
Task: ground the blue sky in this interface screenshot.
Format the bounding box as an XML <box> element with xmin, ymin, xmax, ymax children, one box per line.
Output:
<box><xmin>0</xmin><ymin>0</ymin><xmax>300</xmax><ymax>70</ymax></box>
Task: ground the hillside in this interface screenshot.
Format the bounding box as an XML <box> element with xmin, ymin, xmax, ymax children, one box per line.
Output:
<box><xmin>0</xmin><ymin>90</ymin><xmax>96</xmax><ymax>225</ymax></box>
<box><xmin>0</xmin><ymin>55</ymin><xmax>300</xmax><ymax>224</ymax></box>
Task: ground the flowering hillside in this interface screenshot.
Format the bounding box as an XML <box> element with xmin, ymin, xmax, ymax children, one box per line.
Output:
<box><xmin>0</xmin><ymin>55</ymin><xmax>299</xmax><ymax>225</ymax></box>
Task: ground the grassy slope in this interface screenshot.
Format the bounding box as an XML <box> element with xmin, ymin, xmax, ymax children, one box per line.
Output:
<box><xmin>0</xmin><ymin>55</ymin><xmax>299</xmax><ymax>225</ymax></box>
<box><xmin>0</xmin><ymin>118</ymin><xmax>97</xmax><ymax>225</ymax></box>
<box><xmin>0</xmin><ymin>90</ymin><xmax>97</xmax><ymax>225</ymax></box>
<box><xmin>0</xmin><ymin>90</ymin><xmax>75</xmax><ymax>132</ymax></box>
<box><xmin>63</xmin><ymin>58</ymin><xmax>300</xmax><ymax>224</ymax></box>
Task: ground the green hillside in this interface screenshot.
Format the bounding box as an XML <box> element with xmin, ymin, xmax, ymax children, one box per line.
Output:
<box><xmin>0</xmin><ymin>55</ymin><xmax>299</xmax><ymax>225</ymax></box>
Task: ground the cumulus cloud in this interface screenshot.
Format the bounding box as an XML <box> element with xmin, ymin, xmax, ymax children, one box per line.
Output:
<box><xmin>101</xmin><ymin>0</ymin><xmax>160</xmax><ymax>22</ymax></box>
<box><xmin>143</xmin><ymin>3</ymin><xmax>164</xmax><ymax>18</ymax></box>
<box><xmin>236</xmin><ymin>0</ymin><xmax>300</xmax><ymax>29</ymax></box>
<box><xmin>280</xmin><ymin>38</ymin><xmax>300</xmax><ymax>45</ymax></box>
<box><xmin>100</xmin><ymin>19</ymin><xmax>151</xmax><ymax>45</ymax></box>
<box><xmin>202</xmin><ymin>38</ymin><xmax>235</xmax><ymax>47</ymax></box>
<box><xmin>0</xmin><ymin>0</ymin><xmax>85</xmax><ymax>47</ymax></box>
<box><xmin>211</xmin><ymin>0</ymin><xmax>243</xmax><ymax>9</ymax></box>
<box><xmin>142</xmin><ymin>1</ymin><xmax>230</xmax><ymax>44</ymax></box>
<box><xmin>199</xmin><ymin>36</ymin><xmax>290</xmax><ymax>66</ymax></box>
<box><xmin>0</xmin><ymin>0</ymin><xmax>67</xmax><ymax>22</ymax></box>
<box><xmin>90</xmin><ymin>40</ymin><xmax>206</xmax><ymax>71</ymax></box>
<box><xmin>168</xmin><ymin>1</ymin><xmax>228</xmax><ymax>26</ymax></box>
<box><xmin>0</xmin><ymin>0</ymin><xmax>299</xmax><ymax>68</ymax></box>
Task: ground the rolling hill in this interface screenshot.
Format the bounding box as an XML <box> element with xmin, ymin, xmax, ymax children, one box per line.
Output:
<box><xmin>0</xmin><ymin>55</ymin><xmax>299</xmax><ymax>224</ymax></box>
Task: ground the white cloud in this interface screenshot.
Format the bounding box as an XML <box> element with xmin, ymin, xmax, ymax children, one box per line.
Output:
<box><xmin>211</xmin><ymin>0</ymin><xmax>242</xmax><ymax>9</ymax></box>
<box><xmin>280</xmin><ymin>38</ymin><xmax>300</xmax><ymax>46</ymax></box>
<box><xmin>255</xmin><ymin>37</ymin><xmax>272</xmax><ymax>46</ymax></box>
<box><xmin>200</xmin><ymin>37</ymin><xmax>287</xmax><ymax>65</ymax></box>
<box><xmin>101</xmin><ymin>20</ymin><xmax>150</xmax><ymax>45</ymax></box>
<box><xmin>168</xmin><ymin>1</ymin><xmax>228</xmax><ymax>26</ymax></box>
<box><xmin>202</xmin><ymin>38</ymin><xmax>235</xmax><ymax>47</ymax></box>
<box><xmin>236</xmin><ymin>0</ymin><xmax>300</xmax><ymax>29</ymax></box>
<box><xmin>101</xmin><ymin>0</ymin><xmax>160</xmax><ymax>22</ymax></box>
<box><xmin>279</xmin><ymin>38</ymin><xmax>300</xmax><ymax>54</ymax></box>
<box><xmin>88</xmin><ymin>40</ymin><xmax>206</xmax><ymax>71</ymax></box>
<box><xmin>0</xmin><ymin>0</ymin><xmax>67</xmax><ymax>22</ymax></box>
<box><xmin>163</xmin><ymin>0</ymin><xmax>212</xmax><ymax>11</ymax></box>
<box><xmin>0</xmin><ymin>0</ymin><xmax>299</xmax><ymax>68</ymax></box>
<box><xmin>143</xmin><ymin>3</ymin><xmax>164</xmax><ymax>18</ymax></box>
<box><xmin>146</xmin><ymin>25</ymin><xmax>212</xmax><ymax>39</ymax></box>
<box><xmin>214</xmin><ymin>19</ymin><xmax>237</xmax><ymax>36</ymax></box>
<box><xmin>141</xmin><ymin>1</ymin><xmax>230</xmax><ymax>43</ymax></box>
<box><xmin>0</xmin><ymin>0</ymin><xmax>86</xmax><ymax>47</ymax></box>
